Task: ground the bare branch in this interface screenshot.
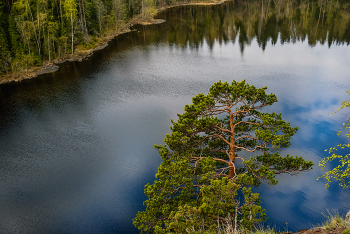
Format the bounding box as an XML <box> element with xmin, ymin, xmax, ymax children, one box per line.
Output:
<box><xmin>214</xmin><ymin>124</ymin><xmax>233</xmax><ymax>134</ymax></box>
<box><xmin>234</xmin><ymin>135</ymin><xmax>259</xmax><ymax>142</ymax></box>
<box><xmin>187</xmin><ymin>156</ymin><xmax>229</xmax><ymax>165</ymax></box>
<box><xmin>234</xmin><ymin>145</ymin><xmax>263</xmax><ymax>152</ymax></box>
<box><xmin>233</xmin><ymin>120</ymin><xmax>261</xmax><ymax>130</ymax></box>
<box><xmin>274</xmin><ymin>169</ymin><xmax>311</xmax><ymax>175</ymax></box>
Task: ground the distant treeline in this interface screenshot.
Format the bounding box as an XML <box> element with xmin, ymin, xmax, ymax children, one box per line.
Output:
<box><xmin>0</xmin><ymin>0</ymin><xmax>349</xmax><ymax>75</ymax></box>
<box><xmin>233</xmin><ymin>0</ymin><xmax>350</xmax><ymax>51</ymax></box>
<box><xmin>150</xmin><ymin>0</ymin><xmax>350</xmax><ymax>53</ymax></box>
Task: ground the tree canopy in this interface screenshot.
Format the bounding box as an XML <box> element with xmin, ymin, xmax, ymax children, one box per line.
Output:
<box><xmin>133</xmin><ymin>80</ymin><xmax>313</xmax><ymax>233</ymax></box>
<box><xmin>318</xmin><ymin>91</ymin><xmax>350</xmax><ymax>189</ymax></box>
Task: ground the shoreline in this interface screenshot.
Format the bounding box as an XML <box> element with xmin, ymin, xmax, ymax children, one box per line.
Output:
<box><xmin>0</xmin><ymin>0</ymin><xmax>229</xmax><ymax>86</ymax></box>
<box><xmin>0</xmin><ymin>25</ymin><xmax>136</xmax><ymax>85</ymax></box>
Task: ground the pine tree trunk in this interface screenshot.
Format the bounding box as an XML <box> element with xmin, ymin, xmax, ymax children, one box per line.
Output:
<box><xmin>229</xmin><ymin>113</ymin><xmax>236</xmax><ymax>179</ymax></box>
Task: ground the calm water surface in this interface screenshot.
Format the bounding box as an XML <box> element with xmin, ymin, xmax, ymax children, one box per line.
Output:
<box><xmin>0</xmin><ymin>1</ymin><xmax>350</xmax><ymax>233</ymax></box>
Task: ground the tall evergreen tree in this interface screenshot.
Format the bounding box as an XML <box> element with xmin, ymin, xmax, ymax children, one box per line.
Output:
<box><xmin>0</xmin><ymin>2</ymin><xmax>11</xmax><ymax>74</ymax></box>
<box><xmin>134</xmin><ymin>80</ymin><xmax>314</xmax><ymax>233</ymax></box>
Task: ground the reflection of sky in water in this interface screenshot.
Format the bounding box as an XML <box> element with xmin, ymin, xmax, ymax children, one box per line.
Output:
<box><xmin>0</xmin><ymin>31</ymin><xmax>349</xmax><ymax>233</ymax></box>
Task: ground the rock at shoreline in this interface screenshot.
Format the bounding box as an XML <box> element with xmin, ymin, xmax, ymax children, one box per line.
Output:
<box><xmin>346</xmin><ymin>211</ymin><xmax>350</xmax><ymax>224</ymax></box>
<box><xmin>35</xmin><ymin>65</ymin><xmax>59</xmax><ymax>76</ymax></box>
<box><xmin>153</xmin><ymin>19</ymin><xmax>166</xmax><ymax>24</ymax></box>
<box><xmin>138</xmin><ymin>19</ymin><xmax>165</xmax><ymax>25</ymax></box>
<box><xmin>91</xmin><ymin>43</ymin><xmax>108</xmax><ymax>52</ymax></box>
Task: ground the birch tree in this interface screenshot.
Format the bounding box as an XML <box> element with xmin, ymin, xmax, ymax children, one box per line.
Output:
<box><xmin>112</xmin><ymin>0</ymin><xmax>126</xmax><ymax>31</ymax></box>
<box><xmin>64</xmin><ymin>0</ymin><xmax>77</xmax><ymax>54</ymax></box>
<box><xmin>318</xmin><ymin>91</ymin><xmax>350</xmax><ymax>189</ymax></box>
<box><xmin>93</xmin><ymin>0</ymin><xmax>106</xmax><ymax>37</ymax></box>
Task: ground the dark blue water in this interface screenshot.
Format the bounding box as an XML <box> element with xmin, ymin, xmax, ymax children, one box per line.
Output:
<box><xmin>0</xmin><ymin>2</ymin><xmax>350</xmax><ymax>233</ymax></box>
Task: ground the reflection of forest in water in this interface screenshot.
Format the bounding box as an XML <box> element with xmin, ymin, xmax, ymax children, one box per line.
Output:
<box><xmin>142</xmin><ymin>0</ymin><xmax>350</xmax><ymax>52</ymax></box>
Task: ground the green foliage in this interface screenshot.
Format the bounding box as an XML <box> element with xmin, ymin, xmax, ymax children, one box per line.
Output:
<box><xmin>343</xmin><ymin>229</ymin><xmax>350</xmax><ymax>234</ymax></box>
<box><xmin>112</xmin><ymin>0</ymin><xmax>126</xmax><ymax>30</ymax></box>
<box><xmin>64</xmin><ymin>0</ymin><xmax>78</xmax><ymax>21</ymax></box>
<box><xmin>142</xmin><ymin>0</ymin><xmax>157</xmax><ymax>21</ymax></box>
<box><xmin>134</xmin><ymin>80</ymin><xmax>313</xmax><ymax>233</ymax></box>
<box><xmin>0</xmin><ymin>2</ymin><xmax>11</xmax><ymax>74</ymax></box>
<box><xmin>318</xmin><ymin>91</ymin><xmax>350</xmax><ymax>189</ymax></box>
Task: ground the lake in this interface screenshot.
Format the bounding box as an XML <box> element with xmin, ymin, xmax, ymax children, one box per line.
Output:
<box><xmin>0</xmin><ymin>1</ymin><xmax>350</xmax><ymax>233</ymax></box>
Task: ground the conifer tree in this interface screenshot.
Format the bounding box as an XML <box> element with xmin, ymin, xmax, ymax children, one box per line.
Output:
<box><xmin>8</xmin><ymin>2</ymin><xmax>26</xmax><ymax>71</ymax></box>
<box><xmin>134</xmin><ymin>80</ymin><xmax>314</xmax><ymax>233</ymax></box>
<box><xmin>0</xmin><ymin>2</ymin><xmax>11</xmax><ymax>74</ymax></box>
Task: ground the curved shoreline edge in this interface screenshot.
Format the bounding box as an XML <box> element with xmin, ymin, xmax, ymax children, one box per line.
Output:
<box><xmin>0</xmin><ymin>0</ymin><xmax>229</xmax><ymax>86</ymax></box>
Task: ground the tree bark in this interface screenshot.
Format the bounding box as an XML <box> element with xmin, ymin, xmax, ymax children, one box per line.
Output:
<box><xmin>229</xmin><ymin>112</ymin><xmax>236</xmax><ymax>179</ymax></box>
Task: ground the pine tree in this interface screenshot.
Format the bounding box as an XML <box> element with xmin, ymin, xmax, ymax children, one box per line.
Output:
<box><xmin>0</xmin><ymin>2</ymin><xmax>11</xmax><ymax>74</ymax></box>
<box><xmin>134</xmin><ymin>80</ymin><xmax>314</xmax><ymax>233</ymax></box>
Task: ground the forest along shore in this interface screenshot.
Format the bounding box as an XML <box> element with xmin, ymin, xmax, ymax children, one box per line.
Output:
<box><xmin>0</xmin><ymin>0</ymin><xmax>228</xmax><ymax>86</ymax></box>
<box><xmin>0</xmin><ymin>27</ymin><xmax>132</xmax><ymax>85</ymax></box>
